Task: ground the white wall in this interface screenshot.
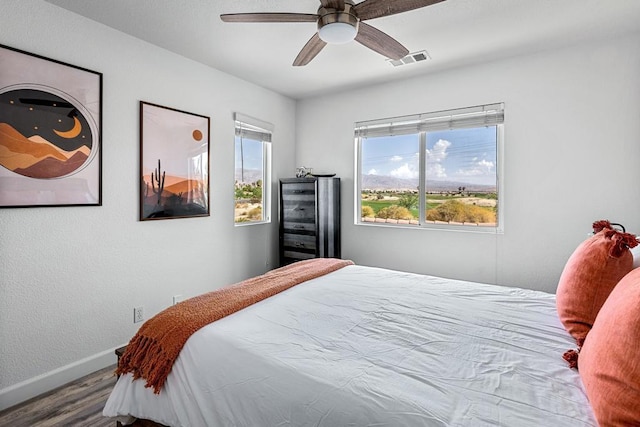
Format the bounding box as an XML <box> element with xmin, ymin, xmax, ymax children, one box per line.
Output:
<box><xmin>296</xmin><ymin>32</ymin><xmax>640</xmax><ymax>292</ymax></box>
<box><xmin>0</xmin><ymin>0</ymin><xmax>296</xmax><ymax>409</ymax></box>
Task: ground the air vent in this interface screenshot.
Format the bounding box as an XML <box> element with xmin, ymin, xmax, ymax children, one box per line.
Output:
<box><xmin>387</xmin><ymin>50</ymin><xmax>431</xmax><ymax>67</ymax></box>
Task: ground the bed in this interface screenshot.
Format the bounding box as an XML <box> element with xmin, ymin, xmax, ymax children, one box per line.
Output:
<box><xmin>103</xmin><ymin>259</ymin><xmax>603</xmax><ymax>426</ymax></box>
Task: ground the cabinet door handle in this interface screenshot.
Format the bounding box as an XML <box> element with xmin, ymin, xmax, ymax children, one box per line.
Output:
<box><xmin>294</xmin><ymin>242</ymin><xmax>303</xmax><ymax>247</ymax></box>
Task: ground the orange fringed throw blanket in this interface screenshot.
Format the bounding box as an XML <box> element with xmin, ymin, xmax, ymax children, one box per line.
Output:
<box><xmin>116</xmin><ymin>258</ymin><xmax>354</xmax><ymax>393</ymax></box>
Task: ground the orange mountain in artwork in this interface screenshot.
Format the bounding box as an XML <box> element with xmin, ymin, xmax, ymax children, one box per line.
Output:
<box><xmin>142</xmin><ymin>175</ymin><xmax>207</xmax><ymax>204</ymax></box>
<box><xmin>0</xmin><ymin>123</ymin><xmax>90</xmax><ymax>179</ymax></box>
<box><xmin>165</xmin><ymin>179</ymin><xmax>206</xmax><ymax>195</ymax></box>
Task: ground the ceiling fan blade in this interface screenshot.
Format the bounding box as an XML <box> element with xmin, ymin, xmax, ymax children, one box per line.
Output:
<box><xmin>220</xmin><ymin>13</ymin><xmax>318</xmax><ymax>23</ymax></box>
<box><xmin>355</xmin><ymin>22</ymin><xmax>409</xmax><ymax>60</ymax></box>
<box><xmin>354</xmin><ymin>0</ymin><xmax>446</xmax><ymax>21</ymax></box>
<box><xmin>320</xmin><ymin>0</ymin><xmax>346</xmax><ymax>10</ymax></box>
<box><xmin>293</xmin><ymin>33</ymin><xmax>327</xmax><ymax>66</ymax></box>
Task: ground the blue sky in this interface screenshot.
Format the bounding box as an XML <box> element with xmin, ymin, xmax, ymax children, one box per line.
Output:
<box><xmin>235</xmin><ymin>136</ymin><xmax>263</xmax><ymax>171</ymax></box>
<box><xmin>362</xmin><ymin>126</ymin><xmax>497</xmax><ymax>185</ymax></box>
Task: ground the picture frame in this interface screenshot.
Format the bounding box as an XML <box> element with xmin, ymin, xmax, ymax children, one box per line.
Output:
<box><xmin>0</xmin><ymin>44</ymin><xmax>102</xmax><ymax>207</ymax></box>
<box><xmin>140</xmin><ymin>101</ymin><xmax>210</xmax><ymax>221</ymax></box>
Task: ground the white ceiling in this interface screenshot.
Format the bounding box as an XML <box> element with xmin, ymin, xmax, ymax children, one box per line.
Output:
<box><xmin>44</xmin><ymin>0</ymin><xmax>640</xmax><ymax>100</ymax></box>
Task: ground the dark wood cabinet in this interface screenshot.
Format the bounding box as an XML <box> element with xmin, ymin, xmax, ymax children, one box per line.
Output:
<box><xmin>279</xmin><ymin>177</ymin><xmax>340</xmax><ymax>266</ymax></box>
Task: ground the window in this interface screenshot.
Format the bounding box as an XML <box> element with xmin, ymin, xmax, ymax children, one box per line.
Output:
<box><xmin>234</xmin><ymin>113</ymin><xmax>272</xmax><ymax>224</ymax></box>
<box><xmin>356</xmin><ymin>103</ymin><xmax>504</xmax><ymax>231</ymax></box>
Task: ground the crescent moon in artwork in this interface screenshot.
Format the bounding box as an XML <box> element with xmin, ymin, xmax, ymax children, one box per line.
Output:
<box><xmin>53</xmin><ymin>116</ymin><xmax>82</xmax><ymax>139</ymax></box>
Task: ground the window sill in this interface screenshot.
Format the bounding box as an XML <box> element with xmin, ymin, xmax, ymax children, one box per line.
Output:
<box><xmin>356</xmin><ymin>219</ymin><xmax>503</xmax><ymax>234</ymax></box>
<box><xmin>234</xmin><ymin>219</ymin><xmax>271</xmax><ymax>227</ymax></box>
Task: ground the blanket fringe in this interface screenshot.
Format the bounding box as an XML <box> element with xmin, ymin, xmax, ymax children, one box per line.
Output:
<box><xmin>116</xmin><ymin>335</ymin><xmax>173</xmax><ymax>393</ymax></box>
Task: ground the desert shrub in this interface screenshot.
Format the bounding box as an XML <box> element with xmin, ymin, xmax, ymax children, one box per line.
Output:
<box><xmin>361</xmin><ymin>205</ymin><xmax>375</xmax><ymax>218</ymax></box>
<box><xmin>461</xmin><ymin>204</ymin><xmax>495</xmax><ymax>223</ymax></box>
<box><xmin>427</xmin><ymin>200</ymin><xmax>464</xmax><ymax>222</ymax></box>
<box><xmin>377</xmin><ymin>205</ymin><xmax>413</xmax><ymax>220</ymax></box>
<box><xmin>235</xmin><ymin>181</ymin><xmax>262</xmax><ymax>200</ymax></box>
<box><xmin>426</xmin><ymin>200</ymin><xmax>495</xmax><ymax>223</ymax></box>
<box><xmin>398</xmin><ymin>193</ymin><xmax>418</xmax><ymax>210</ymax></box>
<box><xmin>248</xmin><ymin>206</ymin><xmax>262</xmax><ymax>220</ymax></box>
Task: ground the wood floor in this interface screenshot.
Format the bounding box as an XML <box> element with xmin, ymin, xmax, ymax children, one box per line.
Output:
<box><xmin>0</xmin><ymin>364</ymin><xmax>118</xmax><ymax>427</ymax></box>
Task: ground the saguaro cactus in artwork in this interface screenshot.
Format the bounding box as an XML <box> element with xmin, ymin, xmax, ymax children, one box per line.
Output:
<box><xmin>151</xmin><ymin>158</ymin><xmax>165</xmax><ymax>205</ymax></box>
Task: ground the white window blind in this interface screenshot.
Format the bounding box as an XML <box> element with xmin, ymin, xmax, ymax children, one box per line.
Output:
<box><xmin>355</xmin><ymin>103</ymin><xmax>504</xmax><ymax>138</ymax></box>
<box><xmin>234</xmin><ymin>112</ymin><xmax>273</xmax><ymax>142</ymax></box>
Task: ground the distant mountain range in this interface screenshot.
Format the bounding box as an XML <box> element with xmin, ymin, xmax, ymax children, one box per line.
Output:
<box><xmin>233</xmin><ymin>168</ymin><xmax>495</xmax><ymax>192</ymax></box>
<box><xmin>235</xmin><ymin>168</ymin><xmax>262</xmax><ymax>185</ymax></box>
<box><xmin>361</xmin><ymin>174</ymin><xmax>496</xmax><ymax>192</ymax></box>
<box><xmin>0</xmin><ymin>123</ymin><xmax>90</xmax><ymax>179</ymax></box>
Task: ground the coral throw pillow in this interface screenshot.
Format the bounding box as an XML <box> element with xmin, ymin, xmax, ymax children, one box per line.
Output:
<box><xmin>578</xmin><ymin>267</ymin><xmax>640</xmax><ymax>426</ymax></box>
<box><xmin>556</xmin><ymin>221</ymin><xmax>636</xmax><ymax>345</ymax></box>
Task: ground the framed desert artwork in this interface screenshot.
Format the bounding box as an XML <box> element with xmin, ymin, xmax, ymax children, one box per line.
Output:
<box><xmin>0</xmin><ymin>44</ymin><xmax>102</xmax><ymax>207</ymax></box>
<box><xmin>140</xmin><ymin>101</ymin><xmax>210</xmax><ymax>220</ymax></box>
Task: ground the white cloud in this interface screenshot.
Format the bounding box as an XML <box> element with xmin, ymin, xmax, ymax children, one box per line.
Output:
<box><xmin>427</xmin><ymin>163</ymin><xmax>447</xmax><ymax>178</ymax></box>
<box><xmin>390</xmin><ymin>163</ymin><xmax>418</xmax><ymax>179</ymax></box>
<box><xmin>457</xmin><ymin>159</ymin><xmax>495</xmax><ymax>176</ymax></box>
<box><xmin>367</xmin><ymin>168</ymin><xmax>378</xmax><ymax>175</ymax></box>
<box><xmin>478</xmin><ymin>159</ymin><xmax>494</xmax><ymax>170</ymax></box>
<box><xmin>390</xmin><ymin>155</ymin><xmax>403</xmax><ymax>162</ymax></box>
<box><xmin>425</xmin><ymin>139</ymin><xmax>450</xmax><ymax>178</ymax></box>
<box><xmin>426</xmin><ymin>139</ymin><xmax>451</xmax><ymax>162</ymax></box>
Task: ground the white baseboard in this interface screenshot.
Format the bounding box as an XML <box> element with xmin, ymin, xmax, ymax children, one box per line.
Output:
<box><xmin>0</xmin><ymin>345</ymin><xmax>124</xmax><ymax>412</ymax></box>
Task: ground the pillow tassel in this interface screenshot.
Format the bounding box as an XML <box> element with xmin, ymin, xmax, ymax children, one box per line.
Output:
<box><xmin>592</xmin><ymin>220</ymin><xmax>612</xmax><ymax>233</ymax></box>
<box><xmin>603</xmin><ymin>229</ymin><xmax>638</xmax><ymax>257</ymax></box>
<box><xmin>563</xmin><ymin>348</ymin><xmax>580</xmax><ymax>370</ymax></box>
<box><xmin>591</xmin><ymin>219</ymin><xmax>638</xmax><ymax>257</ymax></box>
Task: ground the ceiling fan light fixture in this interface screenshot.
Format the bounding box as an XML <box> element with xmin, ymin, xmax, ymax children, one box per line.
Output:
<box><xmin>318</xmin><ymin>21</ymin><xmax>358</xmax><ymax>44</ymax></box>
<box><xmin>317</xmin><ymin>3</ymin><xmax>359</xmax><ymax>45</ymax></box>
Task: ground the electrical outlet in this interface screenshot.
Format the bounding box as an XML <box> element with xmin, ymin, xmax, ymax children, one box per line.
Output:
<box><xmin>172</xmin><ymin>295</ymin><xmax>183</xmax><ymax>305</ymax></box>
<box><xmin>133</xmin><ymin>306</ymin><xmax>144</xmax><ymax>323</ymax></box>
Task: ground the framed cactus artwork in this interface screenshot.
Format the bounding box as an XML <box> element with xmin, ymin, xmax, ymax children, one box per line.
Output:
<box><xmin>140</xmin><ymin>101</ymin><xmax>210</xmax><ymax>220</ymax></box>
<box><xmin>0</xmin><ymin>44</ymin><xmax>102</xmax><ymax>207</ymax></box>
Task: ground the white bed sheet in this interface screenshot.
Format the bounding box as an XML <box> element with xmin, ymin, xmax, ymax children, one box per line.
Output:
<box><xmin>104</xmin><ymin>265</ymin><xmax>595</xmax><ymax>426</ymax></box>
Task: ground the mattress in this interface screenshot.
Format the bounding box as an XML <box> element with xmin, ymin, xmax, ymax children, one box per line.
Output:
<box><xmin>103</xmin><ymin>265</ymin><xmax>596</xmax><ymax>426</ymax></box>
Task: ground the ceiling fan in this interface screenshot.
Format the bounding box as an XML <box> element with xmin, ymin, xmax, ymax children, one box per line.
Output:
<box><xmin>220</xmin><ymin>0</ymin><xmax>446</xmax><ymax>66</ymax></box>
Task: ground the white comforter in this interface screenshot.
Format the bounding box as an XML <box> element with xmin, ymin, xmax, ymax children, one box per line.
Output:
<box><xmin>104</xmin><ymin>265</ymin><xmax>595</xmax><ymax>426</ymax></box>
